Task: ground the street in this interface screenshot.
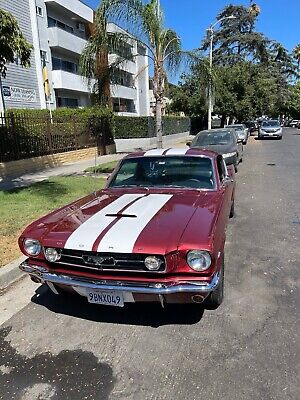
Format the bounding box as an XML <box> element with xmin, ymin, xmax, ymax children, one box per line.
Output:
<box><xmin>0</xmin><ymin>129</ymin><xmax>299</xmax><ymax>400</ymax></box>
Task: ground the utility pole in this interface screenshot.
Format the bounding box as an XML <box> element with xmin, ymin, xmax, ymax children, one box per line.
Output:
<box><xmin>206</xmin><ymin>15</ymin><xmax>236</xmax><ymax>130</ymax></box>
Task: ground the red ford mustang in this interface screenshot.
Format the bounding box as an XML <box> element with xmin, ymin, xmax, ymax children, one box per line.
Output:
<box><xmin>19</xmin><ymin>148</ymin><xmax>235</xmax><ymax>309</ymax></box>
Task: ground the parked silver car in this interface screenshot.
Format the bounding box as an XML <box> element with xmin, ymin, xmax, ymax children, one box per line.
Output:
<box><xmin>225</xmin><ymin>124</ymin><xmax>249</xmax><ymax>145</ymax></box>
<box><xmin>258</xmin><ymin>120</ymin><xmax>282</xmax><ymax>139</ymax></box>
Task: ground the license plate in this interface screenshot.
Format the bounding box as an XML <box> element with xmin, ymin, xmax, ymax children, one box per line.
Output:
<box><xmin>87</xmin><ymin>290</ymin><xmax>124</xmax><ymax>307</ymax></box>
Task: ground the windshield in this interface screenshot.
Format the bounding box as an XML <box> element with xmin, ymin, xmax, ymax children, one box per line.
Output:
<box><xmin>193</xmin><ymin>131</ymin><xmax>233</xmax><ymax>146</ymax></box>
<box><xmin>261</xmin><ymin>120</ymin><xmax>280</xmax><ymax>127</ymax></box>
<box><xmin>227</xmin><ymin>125</ymin><xmax>244</xmax><ymax>131</ymax></box>
<box><xmin>109</xmin><ymin>156</ymin><xmax>215</xmax><ymax>190</ymax></box>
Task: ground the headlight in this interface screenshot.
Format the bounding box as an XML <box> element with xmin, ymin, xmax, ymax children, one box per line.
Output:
<box><xmin>145</xmin><ymin>256</ymin><xmax>163</xmax><ymax>271</ymax></box>
<box><xmin>187</xmin><ymin>250</ymin><xmax>211</xmax><ymax>271</ymax></box>
<box><xmin>223</xmin><ymin>152</ymin><xmax>236</xmax><ymax>158</ymax></box>
<box><xmin>44</xmin><ymin>248</ymin><xmax>61</xmax><ymax>263</ymax></box>
<box><xmin>23</xmin><ymin>238</ymin><xmax>41</xmax><ymax>256</ymax></box>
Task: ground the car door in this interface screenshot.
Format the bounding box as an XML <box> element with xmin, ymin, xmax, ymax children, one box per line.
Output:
<box><xmin>234</xmin><ymin>132</ymin><xmax>243</xmax><ymax>162</ymax></box>
<box><xmin>217</xmin><ymin>155</ymin><xmax>233</xmax><ymax>216</ymax></box>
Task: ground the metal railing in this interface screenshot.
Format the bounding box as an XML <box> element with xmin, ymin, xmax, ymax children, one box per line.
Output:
<box><xmin>0</xmin><ymin>113</ymin><xmax>112</xmax><ymax>162</ymax></box>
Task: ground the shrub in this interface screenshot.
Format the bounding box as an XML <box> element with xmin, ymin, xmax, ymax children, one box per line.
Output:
<box><xmin>113</xmin><ymin>116</ymin><xmax>190</xmax><ymax>139</ymax></box>
<box><xmin>162</xmin><ymin>116</ymin><xmax>190</xmax><ymax>136</ymax></box>
<box><xmin>114</xmin><ymin>116</ymin><xmax>151</xmax><ymax>139</ymax></box>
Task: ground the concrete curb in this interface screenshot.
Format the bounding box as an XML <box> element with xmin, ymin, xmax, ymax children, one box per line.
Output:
<box><xmin>0</xmin><ymin>256</ymin><xmax>27</xmax><ymax>292</ymax></box>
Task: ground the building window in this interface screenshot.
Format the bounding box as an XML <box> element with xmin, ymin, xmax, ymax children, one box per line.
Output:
<box><xmin>57</xmin><ymin>97</ymin><xmax>79</xmax><ymax>108</ymax></box>
<box><xmin>47</xmin><ymin>17</ymin><xmax>74</xmax><ymax>34</ymax></box>
<box><xmin>40</xmin><ymin>50</ymin><xmax>48</xmax><ymax>63</ymax></box>
<box><xmin>52</xmin><ymin>57</ymin><xmax>78</xmax><ymax>74</ymax></box>
<box><xmin>36</xmin><ymin>6</ymin><xmax>43</xmax><ymax>16</ymax></box>
<box><xmin>111</xmin><ymin>69</ymin><xmax>135</xmax><ymax>88</ymax></box>
<box><xmin>113</xmin><ymin>98</ymin><xmax>136</xmax><ymax>113</ymax></box>
<box><xmin>76</xmin><ymin>22</ymin><xmax>85</xmax><ymax>32</ymax></box>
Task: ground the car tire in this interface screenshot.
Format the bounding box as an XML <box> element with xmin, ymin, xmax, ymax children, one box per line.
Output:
<box><xmin>229</xmin><ymin>200</ymin><xmax>235</xmax><ymax>218</ymax></box>
<box><xmin>239</xmin><ymin>157</ymin><xmax>243</xmax><ymax>163</ymax></box>
<box><xmin>204</xmin><ymin>258</ymin><xmax>224</xmax><ymax>310</ymax></box>
<box><xmin>234</xmin><ymin>164</ymin><xmax>238</xmax><ymax>173</ymax></box>
<box><xmin>243</xmin><ymin>140</ymin><xmax>247</xmax><ymax>145</ymax></box>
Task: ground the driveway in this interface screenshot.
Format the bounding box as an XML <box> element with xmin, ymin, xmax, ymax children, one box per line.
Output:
<box><xmin>0</xmin><ymin>129</ymin><xmax>299</xmax><ymax>400</ymax></box>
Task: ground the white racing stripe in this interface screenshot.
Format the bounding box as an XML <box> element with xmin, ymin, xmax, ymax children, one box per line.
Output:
<box><xmin>97</xmin><ymin>194</ymin><xmax>173</xmax><ymax>253</ymax></box>
<box><xmin>144</xmin><ymin>149</ymin><xmax>166</xmax><ymax>156</ymax></box>
<box><xmin>64</xmin><ymin>194</ymin><xmax>145</xmax><ymax>251</ymax></box>
<box><xmin>165</xmin><ymin>148</ymin><xmax>189</xmax><ymax>155</ymax></box>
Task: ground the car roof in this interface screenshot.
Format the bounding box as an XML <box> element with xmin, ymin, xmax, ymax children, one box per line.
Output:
<box><xmin>123</xmin><ymin>147</ymin><xmax>218</xmax><ymax>160</ymax></box>
<box><xmin>197</xmin><ymin>128</ymin><xmax>235</xmax><ymax>135</ymax></box>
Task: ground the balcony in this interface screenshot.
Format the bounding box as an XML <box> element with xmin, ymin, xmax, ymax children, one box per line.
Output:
<box><xmin>110</xmin><ymin>85</ymin><xmax>137</xmax><ymax>100</ymax></box>
<box><xmin>48</xmin><ymin>27</ymin><xmax>87</xmax><ymax>55</ymax></box>
<box><xmin>52</xmin><ymin>70</ymin><xmax>90</xmax><ymax>93</ymax></box>
<box><xmin>45</xmin><ymin>0</ymin><xmax>93</xmax><ymax>22</ymax></box>
<box><xmin>108</xmin><ymin>54</ymin><xmax>136</xmax><ymax>75</ymax></box>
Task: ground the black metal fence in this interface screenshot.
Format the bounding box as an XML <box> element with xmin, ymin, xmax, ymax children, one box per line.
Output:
<box><xmin>0</xmin><ymin>113</ymin><xmax>113</xmax><ymax>162</ymax></box>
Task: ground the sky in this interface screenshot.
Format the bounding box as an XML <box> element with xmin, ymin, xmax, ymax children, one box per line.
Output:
<box><xmin>84</xmin><ymin>0</ymin><xmax>300</xmax><ymax>81</ymax></box>
<box><xmin>85</xmin><ymin>0</ymin><xmax>300</xmax><ymax>51</ymax></box>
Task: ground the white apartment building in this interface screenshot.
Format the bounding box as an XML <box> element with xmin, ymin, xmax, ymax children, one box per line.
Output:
<box><xmin>0</xmin><ymin>0</ymin><xmax>150</xmax><ymax>116</ymax></box>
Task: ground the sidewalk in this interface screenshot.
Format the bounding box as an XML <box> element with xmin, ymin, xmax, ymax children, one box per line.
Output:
<box><xmin>0</xmin><ymin>134</ymin><xmax>191</xmax><ymax>191</ymax></box>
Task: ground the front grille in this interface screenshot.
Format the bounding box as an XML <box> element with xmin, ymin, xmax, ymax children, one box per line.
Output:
<box><xmin>51</xmin><ymin>249</ymin><xmax>166</xmax><ymax>273</ymax></box>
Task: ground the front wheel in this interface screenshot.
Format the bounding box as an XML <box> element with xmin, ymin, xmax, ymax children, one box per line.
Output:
<box><xmin>234</xmin><ymin>164</ymin><xmax>238</xmax><ymax>173</ymax></box>
<box><xmin>204</xmin><ymin>259</ymin><xmax>224</xmax><ymax>309</ymax></box>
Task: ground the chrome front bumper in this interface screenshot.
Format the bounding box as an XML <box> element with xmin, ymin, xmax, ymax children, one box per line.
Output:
<box><xmin>19</xmin><ymin>261</ymin><xmax>220</xmax><ymax>295</ymax></box>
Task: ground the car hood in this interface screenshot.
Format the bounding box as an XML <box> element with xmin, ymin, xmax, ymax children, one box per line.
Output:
<box><xmin>22</xmin><ymin>189</ymin><xmax>221</xmax><ymax>255</ymax></box>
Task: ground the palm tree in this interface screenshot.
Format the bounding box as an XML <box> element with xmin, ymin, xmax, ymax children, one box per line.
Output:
<box><xmin>293</xmin><ymin>44</ymin><xmax>300</xmax><ymax>72</ymax></box>
<box><xmin>100</xmin><ymin>0</ymin><xmax>185</xmax><ymax>148</ymax></box>
<box><xmin>79</xmin><ymin>7</ymin><xmax>136</xmax><ymax>106</ymax></box>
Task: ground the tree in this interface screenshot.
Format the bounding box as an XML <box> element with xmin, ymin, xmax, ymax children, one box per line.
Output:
<box><xmin>293</xmin><ymin>44</ymin><xmax>300</xmax><ymax>71</ymax></box>
<box><xmin>79</xmin><ymin>8</ymin><xmax>136</xmax><ymax>106</ymax></box>
<box><xmin>201</xmin><ymin>4</ymin><xmax>268</xmax><ymax>65</ymax></box>
<box><xmin>99</xmin><ymin>0</ymin><xmax>186</xmax><ymax>148</ymax></box>
<box><xmin>0</xmin><ymin>9</ymin><xmax>32</xmax><ymax>78</ymax></box>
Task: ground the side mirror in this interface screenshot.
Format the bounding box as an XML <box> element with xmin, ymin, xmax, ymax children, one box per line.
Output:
<box><xmin>186</xmin><ymin>141</ymin><xmax>191</xmax><ymax>147</ymax></box>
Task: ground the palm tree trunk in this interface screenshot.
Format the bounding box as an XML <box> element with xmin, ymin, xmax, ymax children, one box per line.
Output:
<box><xmin>156</xmin><ymin>98</ymin><xmax>163</xmax><ymax>148</ymax></box>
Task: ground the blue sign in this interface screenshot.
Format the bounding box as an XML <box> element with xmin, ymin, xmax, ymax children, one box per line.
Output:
<box><xmin>3</xmin><ymin>86</ymin><xmax>11</xmax><ymax>97</ymax></box>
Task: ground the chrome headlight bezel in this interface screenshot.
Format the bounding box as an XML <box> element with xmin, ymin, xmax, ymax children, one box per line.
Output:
<box><xmin>23</xmin><ymin>238</ymin><xmax>42</xmax><ymax>257</ymax></box>
<box><xmin>44</xmin><ymin>248</ymin><xmax>61</xmax><ymax>263</ymax></box>
<box><xmin>144</xmin><ymin>256</ymin><xmax>163</xmax><ymax>271</ymax></box>
<box><xmin>187</xmin><ymin>250</ymin><xmax>212</xmax><ymax>271</ymax></box>
<box><xmin>223</xmin><ymin>152</ymin><xmax>236</xmax><ymax>158</ymax></box>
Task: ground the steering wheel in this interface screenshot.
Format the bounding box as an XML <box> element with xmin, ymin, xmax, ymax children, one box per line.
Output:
<box><xmin>185</xmin><ymin>178</ymin><xmax>202</xmax><ymax>183</ymax></box>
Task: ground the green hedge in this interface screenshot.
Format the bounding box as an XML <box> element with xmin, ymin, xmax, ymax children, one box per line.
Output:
<box><xmin>114</xmin><ymin>116</ymin><xmax>150</xmax><ymax>139</ymax></box>
<box><xmin>6</xmin><ymin>106</ymin><xmax>113</xmax><ymax>120</ymax></box>
<box><xmin>5</xmin><ymin>108</ymin><xmax>190</xmax><ymax>141</ymax></box>
<box><xmin>162</xmin><ymin>116</ymin><xmax>190</xmax><ymax>136</ymax></box>
<box><xmin>114</xmin><ymin>116</ymin><xmax>190</xmax><ymax>139</ymax></box>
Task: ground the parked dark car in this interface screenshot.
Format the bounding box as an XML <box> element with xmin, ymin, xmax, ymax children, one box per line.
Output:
<box><xmin>245</xmin><ymin>121</ymin><xmax>258</xmax><ymax>135</ymax></box>
<box><xmin>188</xmin><ymin>128</ymin><xmax>243</xmax><ymax>172</ymax></box>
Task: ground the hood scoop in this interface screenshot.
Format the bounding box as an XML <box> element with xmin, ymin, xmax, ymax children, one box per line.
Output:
<box><xmin>105</xmin><ymin>213</ymin><xmax>137</xmax><ymax>218</ymax></box>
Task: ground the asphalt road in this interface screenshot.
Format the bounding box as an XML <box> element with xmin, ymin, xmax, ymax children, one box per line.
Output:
<box><xmin>0</xmin><ymin>129</ymin><xmax>299</xmax><ymax>400</ymax></box>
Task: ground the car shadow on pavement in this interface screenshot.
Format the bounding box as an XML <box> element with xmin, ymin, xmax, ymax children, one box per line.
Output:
<box><xmin>31</xmin><ymin>285</ymin><xmax>205</xmax><ymax>328</ymax></box>
<box><xmin>0</xmin><ymin>326</ymin><xmax>115</xmax><ymax>400</ymax></box>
